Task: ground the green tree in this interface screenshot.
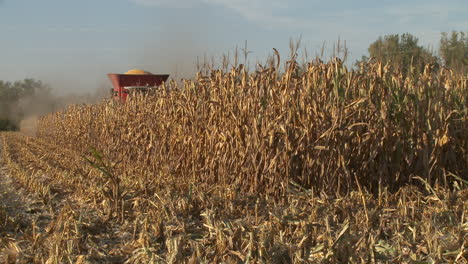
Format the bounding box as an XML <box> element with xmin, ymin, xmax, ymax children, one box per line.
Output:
<box><xmin>0</xmin><ymin>78</ymin><xmax>50</xmax><ymax>131</ymax></box>
<box><xmin>440</xmin><ymin>31</ymin><xmax>468</xmax><ymax>73</ymax></box>
<box><xmin>0</xmin><ymin>81</ymin><xmax>20</xmax><ymax>119</ymax></box>
<box><xmin>358</xmin><ymin>33</ymin><xmax>437</xmax><ymax>74</ymax></box>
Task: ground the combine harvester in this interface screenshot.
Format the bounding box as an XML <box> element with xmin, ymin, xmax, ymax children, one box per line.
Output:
<box><xmin>108</xmin><ymin>69</ymin><xmax>169</xmax><ymax>102</ymax></box>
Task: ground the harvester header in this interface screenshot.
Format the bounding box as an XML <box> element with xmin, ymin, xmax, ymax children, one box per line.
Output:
<box><xmin>108</xmin><ymin>69</ymin><xmax>169</xmax><ymax>101</ymax></box>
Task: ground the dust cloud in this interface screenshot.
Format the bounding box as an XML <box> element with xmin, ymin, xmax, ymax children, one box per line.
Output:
<box><xmin>19</xmin><ymin>115</ymin><xmax>38</xmax><ymax>136</ymax></box>
<box><xmin>131</xmin><ymin>23</ymin><xmax>214</xmax><ymax>80</ymax></box>
<box><xmin>5</xmin><ymin>17</ymin><xmax>223</xmax><ymax>136</ymax></box>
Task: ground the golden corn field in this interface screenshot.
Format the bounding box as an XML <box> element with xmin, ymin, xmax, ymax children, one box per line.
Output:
<box><xmin>1</xmin><ymin>58</ymin><xmax>467</xmax><ymax>263</ymax></box>
<box><xmin>38</xmin><ymin>59</ymin><xmax>467</xmax><ymax>196</ymax></box>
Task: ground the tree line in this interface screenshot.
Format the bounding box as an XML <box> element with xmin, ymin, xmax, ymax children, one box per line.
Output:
<box><xmin>358</xmin><ymin>31</ymin><xmax>467</xmax><ymax>74</ymax></box>
<box><xmin>0</xmin><ymin>79</ymin><xmax>56</xmax><ymax>131</ymax></box>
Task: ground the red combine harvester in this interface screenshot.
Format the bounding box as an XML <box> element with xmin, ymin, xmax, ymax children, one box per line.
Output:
<box><xmin>107</xmin><ymin>69</ymin><xmax>169</xmax><ymax>102</ymax></box>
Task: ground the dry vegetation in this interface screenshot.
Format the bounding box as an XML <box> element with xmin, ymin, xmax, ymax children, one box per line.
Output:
<box><xmin>1</xmin><ymin>58</ymin><xmax>467</xmax><ymax>263</ymax></box>
<box><xmin>39</xmin><ymin>58</ymin><xmax>467</xmax><ymax>196</ymax></box>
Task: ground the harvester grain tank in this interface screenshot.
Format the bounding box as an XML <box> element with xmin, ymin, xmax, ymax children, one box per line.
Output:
<box><xmin>107</xmin><ymin>69</ymin><xmax>169</xmax><ymax>102</ymax></box>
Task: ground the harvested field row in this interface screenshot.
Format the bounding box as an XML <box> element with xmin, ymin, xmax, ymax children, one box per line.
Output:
<box><xmin>1</xmin><ymin>132</ymin><xmax>467</xmax><ymax>263</ymax></box>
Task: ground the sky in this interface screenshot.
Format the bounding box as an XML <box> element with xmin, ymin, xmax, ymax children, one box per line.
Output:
<box><xmin>0</xmin><ymin>0</ymin><xmax>467</xmax><ymax>94</ymax></box>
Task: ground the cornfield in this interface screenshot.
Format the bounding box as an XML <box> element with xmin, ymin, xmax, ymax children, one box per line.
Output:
<box><xmin>1</xmin><ymin>58</ymin><xmax>467</xmax><ymax>263</ymax></box>
<box><xmin>38</xmin><ymin>59</ymin><xmax>467</xmax><ymax>196</ymax></box>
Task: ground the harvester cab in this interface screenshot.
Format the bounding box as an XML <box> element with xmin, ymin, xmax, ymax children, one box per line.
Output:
<box><xmin>107</xmin><ymin>69</ymin><xmax>169</xmax><ymax>102</ymax></box>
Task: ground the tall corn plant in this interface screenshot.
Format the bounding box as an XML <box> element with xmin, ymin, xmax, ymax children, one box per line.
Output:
<box><xmin>37</xmin><ymin>58</ymin><xmax>467</xmax><ymax>197</ymax></box>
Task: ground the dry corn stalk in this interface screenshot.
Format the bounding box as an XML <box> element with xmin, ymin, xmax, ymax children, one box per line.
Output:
<box><xmin>37</xmin><ymin>59</ymin><xmax>467</xmax><ymax>197</ymax></box>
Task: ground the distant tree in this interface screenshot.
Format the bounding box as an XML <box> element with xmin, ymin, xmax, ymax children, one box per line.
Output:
<box><xmin>0</xmin><ymin>81</ymin><xmax>20</xmax><ymax>120</ymax></box>
<box><xmin>0</xmin><ymin>78</ymin><xmax>50</xmax><ymax>131</ymax></box>
<box><xmin>358</xmin><ymin>33</ymin><xmax>437</xmax><ymax>74</ymax></box>
<box><xmin>440</xmin><ymin>31</ymin><xmax>468</xmax><ymax>73</ymax></box>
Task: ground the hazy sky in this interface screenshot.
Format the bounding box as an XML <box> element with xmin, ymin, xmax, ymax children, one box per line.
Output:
<box><xmin>0</xmin><ymin>0</ymin><xmax>467</xmax><ymax>93</ymax></box>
